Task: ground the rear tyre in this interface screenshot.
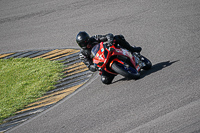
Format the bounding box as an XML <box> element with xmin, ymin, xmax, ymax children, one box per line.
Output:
<box><xmin>111</xmin><ymin>61</ymin><xmax>140</xmax><ymax>79</ymax></box>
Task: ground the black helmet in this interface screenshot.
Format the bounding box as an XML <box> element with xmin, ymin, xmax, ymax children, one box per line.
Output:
<box><xmin>76</xmin><ymin>31</ymin><xmax>90</xmax><ymax>49</ymax></box>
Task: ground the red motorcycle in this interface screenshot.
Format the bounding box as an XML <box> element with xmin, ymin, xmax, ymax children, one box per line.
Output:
<box><xmin>91</xmin><ymin>42</ymin><xmax>152</xmax><ymax>79</ymax></box>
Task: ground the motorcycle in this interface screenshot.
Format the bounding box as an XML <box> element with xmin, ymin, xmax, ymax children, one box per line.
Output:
<box><xmin>91</xmin><ymin>42</ymin><xmax>152</xmax><ymax>80</ymax></box>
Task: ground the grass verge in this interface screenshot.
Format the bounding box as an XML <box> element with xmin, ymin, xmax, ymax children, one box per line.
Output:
<box><xmin>0</xmin><ymin>58</ymin><xmax>64</xmax><ymax>123</ymax></box>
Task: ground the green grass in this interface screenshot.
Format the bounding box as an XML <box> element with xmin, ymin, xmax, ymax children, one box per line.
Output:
<box><xmin>0</xmin><ymin>58</ymin><xmax>64</xmax><ymax>123</ymax></box>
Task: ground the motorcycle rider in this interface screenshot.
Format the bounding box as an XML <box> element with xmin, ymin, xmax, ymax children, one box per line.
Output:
<box><xmin>76</xmin><ymin>31</ymin><xmax>142</xmax><ymax>84</ymax></box>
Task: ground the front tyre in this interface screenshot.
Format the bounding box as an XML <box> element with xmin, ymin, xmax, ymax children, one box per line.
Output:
<box><xmin>111</xmin><ymin>61</ymin><xmax>140</xmax><ymax>79</ymax></box>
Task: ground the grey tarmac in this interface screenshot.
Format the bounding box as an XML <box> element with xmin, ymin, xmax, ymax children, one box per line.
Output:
<box><xmin>0</xmin><ymin>0</ymin><xmax>200</xmax><ymax>133</ymax></box>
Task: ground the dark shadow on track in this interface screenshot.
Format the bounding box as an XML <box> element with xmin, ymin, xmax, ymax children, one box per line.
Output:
<box><xmin>140</xmin><ymin>60</ymin><xmax>179</xmax><ymax>78</ymax></box>
<box><xmin>112</xmin><ymin>60</ymin><xmax>179</xmax><ymax>84</ymax></box>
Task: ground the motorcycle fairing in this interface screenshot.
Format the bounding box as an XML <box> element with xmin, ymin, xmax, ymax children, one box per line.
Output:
<box><xmin>92</xmin><ymin>42</ymin><xmax>142</xmax><ymax>75</ymax></box>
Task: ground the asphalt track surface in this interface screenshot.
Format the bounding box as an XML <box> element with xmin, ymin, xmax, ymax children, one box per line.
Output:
<box><xmin>1</xmin><ymin>0</ymin><xmax>200</xmax><ymax>133</ymax></box>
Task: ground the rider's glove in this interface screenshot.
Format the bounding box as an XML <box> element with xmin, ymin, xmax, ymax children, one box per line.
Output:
<box><xmin>79</xmin><ymin>53</ymin><xmax>86</xmax><ymax>60</ymax></box>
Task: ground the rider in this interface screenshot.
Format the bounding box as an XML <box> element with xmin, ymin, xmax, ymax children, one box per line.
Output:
<box><xmin>76</xmin><ymin>31</ymin><xmax>142</xmax><ymax>84</ymax></box>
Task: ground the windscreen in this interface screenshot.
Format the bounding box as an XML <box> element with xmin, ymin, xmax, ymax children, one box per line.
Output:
<box><xmin>91</xmin><ymin>43</ymin><xmax>108</xmax><ymax>59</ymax></box>
<box><xmin>91</xmin><ymin>43</ymin><xmax>100</xmax><ymax>58</ymax></box>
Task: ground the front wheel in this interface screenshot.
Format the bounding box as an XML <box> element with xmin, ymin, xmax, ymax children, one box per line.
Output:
<box><xmin>111</xmin><ymin>61</ymin><xmax>140</xmax><ymax>79</ymax></box>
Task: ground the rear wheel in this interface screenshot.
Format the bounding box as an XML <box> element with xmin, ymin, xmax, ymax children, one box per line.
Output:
<box><xmin>111</xmin><ymin>61</ymin><xmax>140</xmax><ymax>79</ymax></box>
